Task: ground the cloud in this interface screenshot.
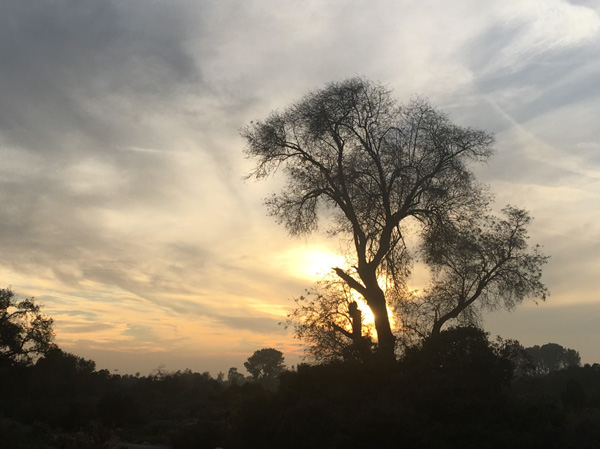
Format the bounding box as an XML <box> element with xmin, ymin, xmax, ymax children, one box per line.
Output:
<box><xmin>470</xmin><ymin>0</ymin><xmax>600</xmax><ymax>77</ymax></box>
<box><xmin>0</xmin><ymin>0</ymin><xmax>200</xmax><ymax>151</ymax></box>
<box><xmin>0</xmin><ymin>1</ymin><xmax>207</xmax><ymax>273</ymax></box>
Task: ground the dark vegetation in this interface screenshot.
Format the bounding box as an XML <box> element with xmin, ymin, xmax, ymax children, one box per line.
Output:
<box><xmin>1</xmin><ymin>289</ymin><xmax>598</xmax><ymax>449</ymax></box>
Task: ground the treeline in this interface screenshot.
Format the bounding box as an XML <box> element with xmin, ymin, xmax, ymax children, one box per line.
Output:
<box><xmin>2</xmin><ymin>328</ymin><xmax>600</xmax><ymax>449</ymax></box>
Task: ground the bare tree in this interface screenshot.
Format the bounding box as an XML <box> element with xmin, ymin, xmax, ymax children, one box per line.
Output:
<box><xmin>397</xmin><ymin>206</ymin><xmax>548</xmax><ymax>341</ymax></box>
<box><xmin>243</xmin><ymin>77</ymin><xmax>493</xmax><ymax>359</ymax></box>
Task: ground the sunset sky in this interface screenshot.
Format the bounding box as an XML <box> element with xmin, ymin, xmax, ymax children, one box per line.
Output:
<box><xmin>1</xmin><ymin>0</ymin><xmax>599</xmax><ymax>376</ymax></box>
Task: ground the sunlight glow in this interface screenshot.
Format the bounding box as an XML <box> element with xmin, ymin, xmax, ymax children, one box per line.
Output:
<box><xmin>278</xmin><ymin>246</ymin><xmax>347</xmax><ymax>281</ymax></box>
<box><xmin>352</xmin><ymin>295</ymin><xmax>398</xmax><ymax>332</ymax></box>
<box><xmin>301</xmin><ymin>250</ymin><xmax>346</xmax><ymax>279</ymax></box>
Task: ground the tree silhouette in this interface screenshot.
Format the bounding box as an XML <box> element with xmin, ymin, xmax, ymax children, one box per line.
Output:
<box><xmin>0</xmin><ymin>288</ymin><xmax>55</xmax><ymax>367</ymax></box>
<box><xmin>227</xmin><ymin>366</ymin><xmax>246</xmax><ymax>385</ymax></box>
<box><xmin>526</xmin><ymin>343</ymin><xmax>581</xmax><ymax>375</ymax></box>
<box><xmin>243</xmin><ymin>77</ymin><xmax>493</xmax><ymax>359</ymax></box>
<box><xmin>244</xmin><ymin>348</ymin><xmax>285</xmax><ymax>382</ymax></box>
<box><xmin>402</xmin><ymin>326</ymin><xmax>513</xmax><ymax>404</ymax></box>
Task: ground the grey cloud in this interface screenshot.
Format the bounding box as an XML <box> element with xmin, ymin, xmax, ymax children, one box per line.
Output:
<box><xmin>0</xmin><ymin>0</ymin><xmax>200</xmax><ymax>154</ymax></box>
<box><xmin>566</xmin><ymin>0</ymin><xmax>600</xmax><ymax>8</ymax></box>
<box><xmin>475</xmin><ymin>138</ymin><xmax>584</xmax><ymax>187</ymax></box>
<box><xmin>447</xmin><ymin>15</ymin><xmax>600</xmax><ymax>191</ymax></box>
<box><xmin>0</xmin><ymin>1</ymin><xmax>213</xmax><ymax>285</ymax></box>
<box><xmin>462</xmin><ymin>14</ymin><xmax>600</xmax><ymax>126</ymax></box>
<box><xmin>464</xmin><ymin>23</ymin><xmax>525</xmax><ymax>76</ymax></box>
<box><xmin>481</xmin><ymin>48</ymin><xmax>600</xmax><ymax>124</ymax></box>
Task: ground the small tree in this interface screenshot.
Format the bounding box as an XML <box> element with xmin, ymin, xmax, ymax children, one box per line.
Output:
<box><xmin>244</xmin><ymin>348</ymin><xmax>285</xmax><ymax>381</ymax></box>
<box><xmin>286</xmin><ymin>281</ymin><xmax>375</xmax><ymax>363</ymax></box>
<box><xmin>0</xmin><ymin>288</ymin><xmax>55</xmax><ymax>367</ymax></box>
<box><xmin>227</xmin><ymin>367</ymin><xmax>246</xmax><ymax>385</ymax></box>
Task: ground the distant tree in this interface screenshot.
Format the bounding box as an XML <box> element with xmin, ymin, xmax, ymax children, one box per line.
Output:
<box><xmin>491</xmin><ymin>337</ymin><xmax>534</xmax><ymax>378</ymax></box>
<box><xmin>526</xmin><ymin>343</ymin><xmax>581</xmax><ymax>375</ymax></box>
<box><xmin>397</xmin><ymin>206</ymin><xmax>548</xmax><ymax>342</ymax></box>
<box><xmin>0</xmin><ymin>288</ymin><xmax>55</xmax><ymax>366</ymax></box>
<box><xmin>244</xmin><ymin>348</ymin><xmax>285</xmax><ymax>381</ymax></box>
<box><xmin>243</xmin><ymin>77</ymin><xmax>494</xmax><ymax>359</ymax></box>
<box><xmin>227</xmin><ymin>367</ymin><xmax>246</xmax><ymax>385</ymax></box>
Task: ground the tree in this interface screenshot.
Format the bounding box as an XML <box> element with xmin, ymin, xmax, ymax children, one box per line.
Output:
<box><xmin>401</xmin><ymin>326</ymin><xmax>514</xmax><ymax>422</ymax></box>
<box><xmin>243</xmin><ymin>77</ymin><xmax>493</xmax><ymax>358</ymax></box>
<box><xmin>286</xmin><ymin>281</ymin><xmax>375</xmax><ymax>363</ymax></box>
<box><xmin>397</xmin><ymin>206</ymin><xmax>548</xmax><ymax>341</ymax></box>
<box><xmin>0</xmin><ymin>288</ymin><xmax>55</xmax><ymax>366</ymax></box>
<box><xmin>525</xmin><ymin>343</ymin><xmax>581</xmax><ymax>375</ymax></box>
<box><xmin>35</xmin><ymin>347</ymin><xmax>96</xmax><ymax>375</ymax></box>
<box><xmin>244</xmin><ymin>348</ymin><xmax>285</xmax><ymax>381</ymax></box>
<box><xmin>227</xmin><ymin>367</ymin><xmax>246</xmax><ymax>385</ymax></box>
<box><xmin>402</xmin><ymin>326</ymin><xmax>512</xmax><ymax>391</ymax></box>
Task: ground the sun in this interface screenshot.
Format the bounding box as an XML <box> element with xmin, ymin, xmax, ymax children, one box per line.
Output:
<box><xmin>278</xmin><ymin>244</ymin><xmax>400</xmax><ymax>331</ymax></box>
<box><xmin>295</xmin><ymin>248</ymin><xmax>347</xmax><ymax>280</ymax></box>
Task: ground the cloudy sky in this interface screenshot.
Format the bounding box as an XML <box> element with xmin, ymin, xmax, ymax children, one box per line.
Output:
<box><xmin>1</xmin><ymin>0</ymin><xmax>599</xmax><ymax>375</ymax></box>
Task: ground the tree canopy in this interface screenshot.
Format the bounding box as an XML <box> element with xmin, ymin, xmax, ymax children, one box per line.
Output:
<box><xmin>244</xmin><ymin>348</ymin><xmax>286</xmax><ymax>382</ymax></box>
<box><xmin>526</xmin><ymin>343</ymin><xmax>581</xmax><ymax>375</ymax></box>
<box><xmin>398</xmin><ymin>206</ymin><xmax>549</xmax><ymax>342</ymax></box>
<box><xmin>243</xmin><ymin>77</ymin><xmax>496</xmax><ymax>359</ymax></box>
<box><xmin>0</xmin><ymin>288</ymin><xmax>55</xmax><ymax>367</ymax></box>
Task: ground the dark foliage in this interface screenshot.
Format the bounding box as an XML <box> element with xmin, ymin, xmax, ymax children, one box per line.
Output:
<box><xmin>526</xmin><ymin>343</ymin><xmax>581</xmax><ymax>375</ymax></box>
<box><xmin>0</xmin><ymin>288</ymin><xmax>55</xmax><ymax>367</ymax></box>
<box><xmin>244</xmin><ymin>348</ymin><xmax>286</xmax><ymax>390</ymax></box>
<box><xmin>2</xmin><ymin>327</ymin><xmax>600</xmax><ymax>449</ymax></box>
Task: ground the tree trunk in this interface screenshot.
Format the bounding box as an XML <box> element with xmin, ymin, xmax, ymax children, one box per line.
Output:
<box><xmin>365</xmin><ymin>287</ymin><xmax>395</xmax><ymax>360</ymax></box>
<box><xmin>431</xmin><ymin>319</ymin><xmax>443</xmax><ymax>337</ymax></box>
<box><xmin>348</xmin><ymin>301</ymin><xmax>363</xmax><ymax>343</ymax></box>
<box><xmin>430</xmin><ymin>303</ymin><xmax>467</xmax><ymax>337</ymax></box>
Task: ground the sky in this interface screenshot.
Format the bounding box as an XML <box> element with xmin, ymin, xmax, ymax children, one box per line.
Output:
<box><xmin>1</xmin><ymin>0</ymin><xmax>599</xmax><ymax>376</ymax></box>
